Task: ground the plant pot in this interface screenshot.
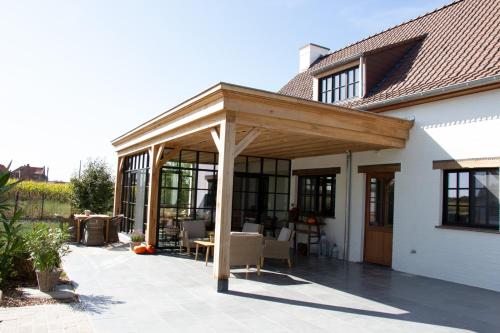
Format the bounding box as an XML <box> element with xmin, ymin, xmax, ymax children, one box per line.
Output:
<box><xmin>130</xmin><ymin>242</ymin><xmax>141</xmax><ymax>250</ymax></box>
<box><xmin>36</xmin><ymin>269</ymin><xmax>61</xmax><ymax>292</ymax></box>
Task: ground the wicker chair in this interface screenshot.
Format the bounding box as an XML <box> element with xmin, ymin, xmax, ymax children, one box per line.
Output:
<box><xmin>262</xmin><ymin>227</ymin><xmax>295</xmax><ymax>268</ymax></box>
<box><xmin>230</xmin><ymin>232</ymin><xmax>263</xmax><ymax>275</ymax></box>
<box><xmin>180</xmin><ymin>220</ymin><xmax>207</xmax><ymax>255</ymax></box>
<box><xmin>82</xmin><ymin>217</ymin><xmax>105</xmax><ymax>246</ymax></box>
<box><xmin>107</xmin><ymin>215</ymin><xmax>123</xmax><ymax>243</ymax></box>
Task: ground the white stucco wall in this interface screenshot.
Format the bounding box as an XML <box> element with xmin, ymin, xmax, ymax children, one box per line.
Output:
<box><xmin>291</xmin><ymin>89</ymin><xmax>500</xmax><ymax>291</ymax></box>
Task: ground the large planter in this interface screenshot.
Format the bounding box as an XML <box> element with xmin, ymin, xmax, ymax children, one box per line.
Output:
<box><xmin>36</xmin><ymin>269</ymin><xmax>61</xmax><ymax>292</ymax></box>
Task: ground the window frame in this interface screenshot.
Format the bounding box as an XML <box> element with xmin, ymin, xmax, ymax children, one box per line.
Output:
<box><xmin>442</xmin><ymin>168</ymin><xmax>499</xmax><ymax>230</ymax></box>
<box><xmin>297</xmin><ymin>175</ymin><xmax>336</xmax><ymax>218</ymax></box>
<box><xmin>318</xmin><ymin>66</ymin><xmax>360</xmax><ymax>104</ymax></box>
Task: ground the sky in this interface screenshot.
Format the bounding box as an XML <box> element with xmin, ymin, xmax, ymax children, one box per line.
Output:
<box><xmin>0</xmin><ymin>0</ymin><xmax>450</xmax><ymax>181</ymax></box>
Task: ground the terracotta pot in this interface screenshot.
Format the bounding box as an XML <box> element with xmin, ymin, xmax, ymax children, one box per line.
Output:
<box><xmin>36</xmin><ymin>269</ymin><xmax>60</xmax><ymax>292</ymax></box>
<box><xmin>130</xmin><ymin>242</ymin><xmax>141</xmax><ymax>250</ymax></box>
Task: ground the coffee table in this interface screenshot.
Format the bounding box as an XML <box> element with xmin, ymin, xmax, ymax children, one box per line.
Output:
<box><xmin>194</xmin><ymin>240</ymin><xmax>215</xmax><ymax>266</ymax></box>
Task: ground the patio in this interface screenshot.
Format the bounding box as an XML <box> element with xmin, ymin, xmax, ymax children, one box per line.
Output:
<box><xmin>59</xmin><ymin>241</ymin><xmax>500</xmax><ymax>333</ymax></box>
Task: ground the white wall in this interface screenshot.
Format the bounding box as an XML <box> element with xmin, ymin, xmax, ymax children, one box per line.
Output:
<box><xmin>291</xmin><ymin>89</ymin><xmax>500</xmax><ymax>291</ymax></box>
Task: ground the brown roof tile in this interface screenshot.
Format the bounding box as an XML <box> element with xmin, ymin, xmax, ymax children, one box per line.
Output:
<box><xmin>278</xmin><ymin>0</ymin><xmax>500</xmax><ymax>109</ymax></box>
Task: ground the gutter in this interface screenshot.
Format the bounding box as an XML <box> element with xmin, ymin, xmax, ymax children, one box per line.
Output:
<box><xmin>359</xmin><ymin>75</ymin><xmax>500</xmax><ymax>111</ymax></box>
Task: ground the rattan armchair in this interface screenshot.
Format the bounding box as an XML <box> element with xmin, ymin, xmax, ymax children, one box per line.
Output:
<box><xmin>230</xmin><ymin>232</ymin><xmax>263</xmax><ymax>275</ymax></box>
<box><xmin>262</xmin><ymin>227</ymin><xmax>295</xmax><ymax>268</ymax></box>
<box><xmin>82</xmin><ymin>217</ymin><xmax>105</xmax><ymax>246</ymax></box>
<box><xmin>107</xmin><ymin>215</ymin><xmax>123</xmax><ymax>243</ymax></box>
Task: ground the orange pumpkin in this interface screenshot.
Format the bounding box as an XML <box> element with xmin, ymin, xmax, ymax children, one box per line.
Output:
<box><xmin>133</xmin><ymin>245</ymin><xmax>147</xmax><ymax>254</ymax></box>
<box><xmin>146</xmin><ymin>245</ymin><xmax>155</xmax><ymax>254</ymax></box>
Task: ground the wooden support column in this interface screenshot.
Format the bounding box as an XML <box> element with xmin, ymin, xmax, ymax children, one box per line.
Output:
<box><xmin>146</xmin><ymin>145</ymin><xmax>161</xmax><ymax>246</ymax></box>
<box><xmin>212</xmin><ymin>117</ymin><xmax>236</xmax><ymax>292</ymax></box>
<box><xmin>113</xmin><ymin>156</ymin><xmax>124</xmax><ymax>216</ymax></box>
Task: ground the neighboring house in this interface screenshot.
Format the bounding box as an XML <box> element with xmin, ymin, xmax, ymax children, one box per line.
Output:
<box><xmin>11</xmin><ymin>164</ymin><xmax>48</xmax><ymax>181</ymax></box>
<box><xmin>0</xmin><ymin>164</ymin><xmax>6</xmax><ymax>173</ymax></box>
<box><xmin>111</xmin><ymin>0</ymin><xmax>500</xmax><ymax>292</ymax></box>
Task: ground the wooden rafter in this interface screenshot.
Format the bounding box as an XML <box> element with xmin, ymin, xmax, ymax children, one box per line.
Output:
<box><xmin>155</xmin><ymin>143</ymin><xmax>166</xmax><ymax>168</ymax></box>
<box><xmin>210</xmin><ymin>127</ymin><xmax>221</xmax><ymax>152</ymax></box>
<box><xmin>233</xmin><ymin>128</ymin><xmax>261</xmax><ymax>157</ymax></box>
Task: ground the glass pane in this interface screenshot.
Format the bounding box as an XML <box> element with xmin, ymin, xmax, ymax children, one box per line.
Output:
<box><xmin>354</xmin><ymin>67</ymin><xmax>360</xmax><ymax>82</ymax></box>
<box><xmin>340</xmin><ymin>86</ymin><xmax>346</xmax><ymax>100</ymax></box>
<box><xmin>321</xmin><ymin>79</ymin><xmax>326</xmax><ymax>91</ymax></box>
<box><xmin>326</xmin><ymin>91</ymin><xmax>332</xmax><ymax>103</ymax></box>
<box><xmin>246</xmin><ymin>193</ymin><xmax>258</xmax><ymax>210</ymax></box>
<box><xmin>267</xmin><ymin>176</ymin><xmax>275</xmax><ymax>193</ymax></box>
<box><xmin>232</xmin><ymin>191</ymin><xmax>243</xmax><ymax>210</ymax></box>
<box><xmin>487</xmin><ymin>170</ymin><xmax>499</xmax><ymax>192</ymax></box>
<box><xmin>447</xmin><ymin>189</ymin><xmax>457</xmax><ymax>206</ymax></box>
<box><xmin>247</xmin><ymin>177</ymin><xmax>259</xmax><ymax>192</ymax></box>
<box><xmin>334</xmin><ymin>74</ymin><xmax>340</xmax><ymax>87</ymax></box>
<box><xmin>334</xmin><ymin>88</ymin><xmax>340</xmax><ymax>102</ymax></box>
<box><xmin>233</xmin><ymin>176</ymin><xmax>245</xmax><ymax>192</ymax></box>
<box><xmin>458</xmin><ymin>172</ymin><xmax>469</xmax><ymax>188</ymax></box>
<box><xmin>234</xmin><ymin>156</ymin><xmax>246</xmax><ymax>173</ymax></box>
<box><xmin>277</xmin><ymin>160</ymin><xmax>290</xmax><ymax>176</ymax></box>
<box><xmin>178</xmin><ymin>189</ymin><xmax>194</xmax><ymax>208</ymax></box>
<box><xmin>247</xmin><ymin>157</ymin><xmax>261</xmax><ymax>173</ymax></box>
<box><xmin>458</xmin><ymin>205</ymin><xmax>469</xmax><ymax>223</ymax></box>
<box><xmin>473</xmin><ymin>206</ymin><xmax>487</xmax><ymax>225</ymax></box>
<box><xmin>197</xmin><ymin>170</ymin><xmax>214</xmax><ymax>189</ymax></box>
<box><xmin>180</xmin><ymin>172</ymin><xmax>195</xmax><ymax>189</ymax></box>
<box><xmin>276</xmin><ymin>177</ymin><xmax>289</xmax><ymax>193</ymax></box>
<box><xmin>488</xmin><ymin>205</ymin><xmax>499</xmax><ymax>226</ymax></box>
<box><xmin>321</xmin><ymin>92</ymin><xmax>326</xmax><ymax>102</ymax></box>
<box><xmin>474</xmin><ymin>171</ymin><xmax>487</xmax><ymax>188</ymax></box>
<box><xmin>327</xmin><ymin>77</ymin><xmax>332</xmax><ymax>90</ymax></box>
<box><xmin>458</xmin><ymin>189</ymin><xmax>469</xmax><ymax>206</ymax></box>
<box><xmin>348</xmin><ymin>69</ymin><xmax>354</xmax><ymax>83</ymax></box>
<box><xmin>474</xmin><ymin>189</ymin><xmax>487</xmax><ymax>206</ymax></box>
<box><xmin>196</xmin><ymin>209</ymin><xmax>213</xmax><ymax>222</ymax></box>
<box><xmin>263</xmin><ymin>159</ymin><xmax>276</xmax><ymax>175</ymax></box>
<box><xmin>160</xmin><ymin>189</ymin><xmax>178</xmax><ymax>207</ymax></box>
<box><xmin>348</xmin><ymin>84</ymin><xmax>354</xmax><ymax>98</ymax></box>
<box><xmin>448</xmin><ymin>172</ymin><xmax>457</xmax><ymax>188</ymax></box>
<box><xmin>275</xmin><ymin>211</ymin><xmax>288</xmax><ymax>221</ymax></box>
<box><xmin>198</xmin><ymin>152</ymin><xmax>215</xmax><ymax>170</ymax></box>
<box><xmin>340</xmin><ymin>72</ymin><xmax>347</xmax><ymax>86</ymax></box>
<box><xmin>275</xmin><ymin>194</ymin><xmax>288</xmax><ymax>211</ymax></box>
<box><xmin>267</xmin><ymin>194</ymin><xmax>275</xmax><ymax>210</ymax></box>
<box><xmin>161</xmin><ymin>170</ymin><xmax>179</xmax><ymax>188</ymax></box>
<box><xmin>196</xmin><ymin>190</ymin><xmax>214</xmax><ymax>209</ymax></box>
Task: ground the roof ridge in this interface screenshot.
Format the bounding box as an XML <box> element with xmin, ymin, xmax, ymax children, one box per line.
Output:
<box><xmin>323</xmin><ymin>0</ymin><xmax>462</xmax><ymax>58</ymax></box>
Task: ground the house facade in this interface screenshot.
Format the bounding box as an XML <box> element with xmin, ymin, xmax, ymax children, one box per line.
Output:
<box><xmin>112</xmin><ymin>0</ymin><xmax>500</xmax><ymax>292</ymax></box>
<box><xmin>11</xmin><ymin>164</ymin><xmax>48</xmax><ymax>181</ymax></box>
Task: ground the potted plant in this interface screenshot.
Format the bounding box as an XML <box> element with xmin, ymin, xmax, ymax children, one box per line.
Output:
<box><xmin>25</xmin><ymin>223</ymin><xmax>70</xmax><ymax>292</ymax></box>
<box><xmin>130</xmin><ymin>233</ymin><xmax>144</xmax><ymax>250</ymax></box>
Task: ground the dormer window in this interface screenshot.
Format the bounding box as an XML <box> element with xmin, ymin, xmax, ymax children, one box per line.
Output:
<box><xmin>319</xmin><ymin>66</ymin><xmax>360</xmax><ymax>103</ymax></box>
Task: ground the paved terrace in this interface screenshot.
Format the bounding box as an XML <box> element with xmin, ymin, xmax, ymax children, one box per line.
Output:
<box><xmin>3</xmin><ymin>241</ymin><xmax>500</xmax><ymax>333</ymax></box>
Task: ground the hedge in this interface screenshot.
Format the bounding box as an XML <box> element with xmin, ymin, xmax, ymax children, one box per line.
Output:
<box><xmin>7</xmin><ymin>180</ymin><xmax>73</xmax><ymax>202</ymax></box>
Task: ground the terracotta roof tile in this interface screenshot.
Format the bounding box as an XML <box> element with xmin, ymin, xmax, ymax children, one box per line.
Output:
<box><xmin>278</xmin><ymin>0</ymin><xmax>500</xmax><ymax>109</ymax></box>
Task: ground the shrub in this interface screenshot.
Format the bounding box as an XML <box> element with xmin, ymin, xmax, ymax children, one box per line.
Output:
<box><xmin>7</xmin><ymin>180</ymin><xmax>72</xmax><ymax>202</ymax></box>
<box><xmin>0</xmin><ymin>165</ymin><xmax>24</xmax><ymax>287</ymax></box>
<box><xmin>130</xmin><ymin>233</ymin><xmax>145</xmax><ymax>243</ymax></box>
<box><xmin>70</xmin><ymin>158</ymin><xmax>114</xmax><ymax>214</ymax></box>
<box><xmin>24</xmin><ymin>223</ymin><xmax>70</xmax><ymax>272</ymax></box>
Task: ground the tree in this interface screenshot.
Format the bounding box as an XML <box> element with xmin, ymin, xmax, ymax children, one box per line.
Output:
<box><xmin>71</xmin><ymin>159</ymin><xmax>114</xmax><ymax>214</ymax></box>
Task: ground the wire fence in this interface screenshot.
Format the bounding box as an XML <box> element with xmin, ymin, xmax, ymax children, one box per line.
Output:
<box><xmin>9</xmin><ymin>193</ymin><xmax>74</xmax><ymax>221</ymax></box>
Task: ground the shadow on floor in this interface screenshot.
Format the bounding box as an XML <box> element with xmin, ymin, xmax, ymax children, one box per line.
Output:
<box><xmin>232</xmin><ymin>271</ymin><xmax>310</xmax><ymax>286</ymax></box>
<box><xmin>73</xmin><ymin>294</ymin><xmax>126</xmax><ymax>314</ymax></box>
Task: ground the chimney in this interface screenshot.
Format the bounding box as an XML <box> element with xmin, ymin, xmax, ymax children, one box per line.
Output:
<box><xmin>299</xmin><ymin>43</ymin><xmax>330</xmax><ymax>73</ymax></box>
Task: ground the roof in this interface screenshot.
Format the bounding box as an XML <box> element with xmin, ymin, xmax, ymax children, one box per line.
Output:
<box><xmin>278</xmin><ymin>0</ymin><xmax>500</xmax><ymax>110</ymax></box>
<box><xmin>12</xmin><ymin>165</ymin><xmax>45</xmax><ymax>174</ymax></box>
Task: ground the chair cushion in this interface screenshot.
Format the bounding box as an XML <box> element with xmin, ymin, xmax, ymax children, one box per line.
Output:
<box><xmin>242</xmin><ymin>222</ymin><xmax>261</xmax><ymax>233</ymax></box>
<box><xmin>277</xmin><ymin>227</ymin><xmax>292</xmax><ymax>241</ymax></box>
<box><xmin>182</xmin><ymin>220</ymin><xmax>206</xmax><ymax>239</ymax></box>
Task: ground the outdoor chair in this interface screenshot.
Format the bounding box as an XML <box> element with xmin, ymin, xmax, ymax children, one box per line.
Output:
<box><xmin>66</xmin><ymin>218</ymin><xmax>78</xmax><ymax>242</ymax></box>
<box><xmin>262</xmin><ymin>227</ymin><xmax>295</xmax><ymax>268</ymax></box>
<box><xmin>241</xmin><ymin>222</ymin><xmax>263</xmax><ymax>234</ymax></box>
<box><xmin>107</xmin><ymin>214</ymin><xmax>123</xmax><ymax>243</ymax></box>
<box><xmin>230</xmin><ymin>232</ymin><xmax>263</xmax><ymax>275</ymax></box>
<box><xmin>82</xmin><ymin>217</ymin><xmax>105</xmax><ymax>246</ymax></box>
<box><xmin>180</xmin><ymin>220</ymin><xmax>207</xmax><ymax>255</ymax></box>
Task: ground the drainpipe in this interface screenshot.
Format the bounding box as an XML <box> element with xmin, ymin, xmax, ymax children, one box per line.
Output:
<box><xmin>343</xmin><ymin>150</ymin><xmax>352</xmax><ymax>262</ymax></box>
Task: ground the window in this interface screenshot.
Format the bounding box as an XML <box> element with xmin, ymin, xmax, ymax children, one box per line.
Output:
<box><xmin>319</xmin><ymin>67</ymin><xmax>360</xmax><ymax>103</ymax></box>
<box><xmin>443</xmin><ymin>169</ymin><xmax>499</xmax><ymax>229</ymax></box>
<box><xmin>297</xmin><ymin>175</ymin><xmax>336</xmax><ymax>218</ymax></box>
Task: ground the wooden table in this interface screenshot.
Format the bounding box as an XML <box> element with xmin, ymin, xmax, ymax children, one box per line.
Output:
<box><xmin>74</xmin><ymin>214</ymin><xmax>111</xmax><ymax>243</ymax></box>
<box><xmin>194</xmin><ymin>240</ymin><xmax>215</xmax><ymax>266</ymax></box>
<box><xmin>293</xmin><ymin>221</ymin><xmax>326</xmax><ymax>255</ymax></box>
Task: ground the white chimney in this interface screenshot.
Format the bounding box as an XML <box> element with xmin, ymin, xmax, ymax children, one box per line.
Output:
<box><xmin>299</xmin><ymin>43</ymin><xmax>330</xmax><ymax>73</ymax></box>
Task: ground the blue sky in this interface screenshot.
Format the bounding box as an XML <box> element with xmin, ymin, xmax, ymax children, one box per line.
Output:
<box><xmin>0</xmin><ymin>0</ymin><xmax>450</xmax><ymax>181</ymax></box>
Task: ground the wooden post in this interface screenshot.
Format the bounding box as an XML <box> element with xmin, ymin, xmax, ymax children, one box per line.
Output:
<box><xmin>146</xmin><ymin>145</ymin><xmax>161</xmax><ymax>246</ymax></box>
<box><xmin>212</xmin><ymin>116</ymin><xmax>236</xmax><ymax>292</ymax></box>
<box><xmin>113</xmin><ymin>156</ymin><xmax>124</xmax><ymax>216</ymax></box>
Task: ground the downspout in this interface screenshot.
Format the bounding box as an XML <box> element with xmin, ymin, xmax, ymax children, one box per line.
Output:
<box><xmin>343</xmin><ymin>150</ymin><xmax>352</xmax><ymax>262</ymax></box>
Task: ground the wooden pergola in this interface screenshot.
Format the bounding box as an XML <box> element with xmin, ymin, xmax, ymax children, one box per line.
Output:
<box><xmin>111</xmin><ymin>82</ymin><xmax>413</xmax><ymax>291</ymax></box>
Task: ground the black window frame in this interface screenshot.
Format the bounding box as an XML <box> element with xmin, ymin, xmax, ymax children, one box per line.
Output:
<box><xmin>319</xmin><ymin>66</ymin><xmax>360</xmax><ymax>104</ymax></box>
<box><xmin>442</xmin><ymin>168</ymin><xmax>499</xmax><ymax>230</ymax></box>
<box><xmin>297</xmin><ymin>175</ymin><xmax>336</xmax><ymax>219</ymax></box>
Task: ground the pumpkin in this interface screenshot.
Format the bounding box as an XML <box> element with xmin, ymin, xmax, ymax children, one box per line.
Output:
<box><xmin>146</xmin><ymin>244</ymin><xmax>155</xmax><ymax>254</ymax></box>
<box><xmin>133</xmin><ymin>245</ymin><xmax>147</xmax><ymax>254</ymax></box>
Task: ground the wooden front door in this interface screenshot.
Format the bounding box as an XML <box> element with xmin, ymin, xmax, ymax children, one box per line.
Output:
<box><xmin>363</xmin><ymin>172</ymin><xmax>394</xmax><ymax>267</ymax></box>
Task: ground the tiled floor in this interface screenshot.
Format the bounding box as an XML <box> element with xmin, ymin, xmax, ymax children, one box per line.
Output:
<box><xmin>66</xmin><ymin>240</ymin><xmax>500</xmax><ymax>333</ymax></box>
<box><xmin>7</xmin><ymin>240</ymin><xmax>500</xmax><ymax>333</ymax></box>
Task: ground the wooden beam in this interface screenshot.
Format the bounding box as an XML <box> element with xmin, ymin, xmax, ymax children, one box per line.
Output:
<box><xmin>155</xmin><ymin>143</ymin><xmax>166</xmax><ymax>168</ymax></box>
<box><xmin>157</xmin><ymin>147</ymin><xmax>181</xmax><ymax>168</ymax></box>
<box><xmin>146</xmin><ymin>145</ymin><xmax>161</xmax><ymax>246</ymax></box>
<box><xmin>213</xmin><ymin>116</ymin><xmax>236</xmax><ymax>292</ymax></box>
<box><xmin>234</xmin><ymin>128</ymin><xmax>261</xmax><ymax>157</ymax></box>
<box><xmin>358</xmin><ymin>163</ymin><xmax>401</xmax><ymax>173</ymax></box>
<box><xmin>210</xmin><ymin>127</ymin><xmax>221</xmax><ymax>152</ymax></box>
<box><xmin>293</xmin><ymin>167</ymin><xmax>341</xmax><ymax>176</ymax></box>
<box><xmin>432</xmin><ymin>156</ymin><xmax>500</xmax><ymax>170</ymax></box>
<box><xmin>113</xmin><ymin>156</ymin><xmax>124</xmax><ymax>216</ymax></box>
